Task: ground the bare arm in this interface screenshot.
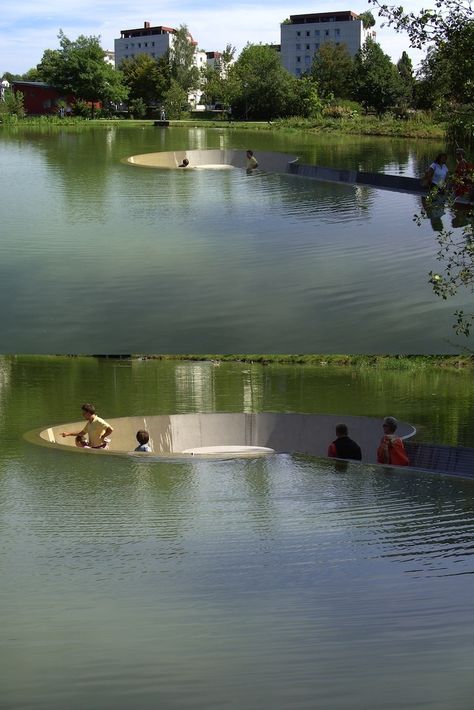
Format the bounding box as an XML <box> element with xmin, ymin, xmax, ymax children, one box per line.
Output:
<box><xmin>102</xmin><ymin>425</ymin><xmax>113</xmax><ymax>441</ymax></box>
<box><xmin>61</xmin><ymin>426</ymin><xmax>86</xmax><ymax>438</ymax></box>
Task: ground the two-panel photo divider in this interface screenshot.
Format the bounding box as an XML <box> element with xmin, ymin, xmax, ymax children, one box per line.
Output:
<box><xmin>2</xmin><ymin>12</ymin><xmax>474</xmax><ymax>705</ymax></box>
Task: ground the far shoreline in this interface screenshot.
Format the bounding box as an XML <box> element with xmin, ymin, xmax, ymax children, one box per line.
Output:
<box><xmin>0</xmin><ymin>116</ymin><xmax>446</xmax><ymax>141</ymax></box>
<box><xmin>13</xmin><ymin>354</ymin><xmax>473</xmax><ymax>370</ymax></box>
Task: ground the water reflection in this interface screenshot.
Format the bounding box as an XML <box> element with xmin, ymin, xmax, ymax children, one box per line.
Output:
<box><xmin>2</xmin><ymin>357</ymin><xmax>474</xmax><ymax>709</ymax></box>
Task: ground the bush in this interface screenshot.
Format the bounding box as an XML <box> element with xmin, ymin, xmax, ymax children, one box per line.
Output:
<box><xmin>322</xmin><ymin>104</ymin><xmax>358</xmax><ymax>119</ymax></box>
<box><xmin>0</xmin><ymin>89</ymin><xmax>25</xmax><ymax>119</ymax></box>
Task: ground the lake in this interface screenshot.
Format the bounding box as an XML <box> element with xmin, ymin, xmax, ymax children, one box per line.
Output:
<box><xmin>1</xmin><ymin>125</ymin><xmax>470</xmax><ymax>354</ymax></box>
<box><xmin>1</xmin><ymin>357</ymin><xmax>474</xmax><ymax>709</ymax></box>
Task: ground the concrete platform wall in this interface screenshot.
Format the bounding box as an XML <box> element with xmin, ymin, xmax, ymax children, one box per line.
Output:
<box><xmin>38</xmin><ymin>412</ymin><xmax>415</xmax><ymax>463</ymax></box>
<box><xmin>127</xmin><ymin>149</ymin><xmax>425</xmax><ymax>194</ymax></box>
<box><xmin>126</xmin><ymin>149</ymin><xmax>298</xmax><ymax>173</ymax></box>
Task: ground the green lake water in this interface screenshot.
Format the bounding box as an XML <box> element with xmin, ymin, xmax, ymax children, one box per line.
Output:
<box><xmin>1</xmin><ymin>125</ymin><xmax>471</xmax><ymax>354</ymax></box>
<box><xmin>1</xmin><ymin>357</ymin><xmax>474</xmax><ymax>709</ymax></box>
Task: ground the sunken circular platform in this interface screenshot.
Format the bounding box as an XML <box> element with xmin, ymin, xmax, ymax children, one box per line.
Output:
<box><xmin>125</xmin><ymin>149</ymin><xmax>298</xmax><ymax>172</ymax></box>
<box><xmin>26</xmin><ymin>412</ymin><xmax>415</xmax><ymax>462</ymax></box>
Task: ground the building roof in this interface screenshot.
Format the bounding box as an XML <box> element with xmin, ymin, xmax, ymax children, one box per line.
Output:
<box><xmin>120</xmin><ymin>23</ymin><xmax>175</xmax><ymax>39</ymax></box>
<box><xmin>11</xmin><ymin>81</ymin><xmax>52</xmax><ymax>88</ymax></box>
<box><xmin>288</xmin><ymin>11</ymin><xmax>360</xmax><ymax>24</ymax></box>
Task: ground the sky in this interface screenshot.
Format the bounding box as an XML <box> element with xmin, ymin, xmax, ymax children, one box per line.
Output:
<box><xmin>0</xmin><ymin>0</ymin><xmax>429</xmax><ymax>75</ymax></box>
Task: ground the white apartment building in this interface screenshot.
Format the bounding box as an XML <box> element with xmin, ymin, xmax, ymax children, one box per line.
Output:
<box><xmin>114</xmin><ymin>22</ymin><xmax>222</xmax><ymax>107</ymax></box>
<box><xmin>114</xmin><ymin>21</ymin><xmax>213</xmax><ymax>71</ymax></box>
<box><xmin>280</xmin><ymin>10</ymin><xmax>375</xmax><ymax>76</ymax></box>
<box><xmin>114</xmin><ymin>22</ymin><xmax>176</xmax><ymax>66</ymax></box>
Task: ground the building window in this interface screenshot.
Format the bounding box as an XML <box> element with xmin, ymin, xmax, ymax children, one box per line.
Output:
<box><xmin>125</xmin><ymin>44</ymin><xmax>128</xmax><ymax>49</ymax></box>
<box><xmin>144</xmin><ymin>42</ymin><xmax>148</xmax><ymax>47</ymax></box>
<box><xmin>138</xmin><ymin>42</ymin><xmax>141</xmax><ymax>47</ymax></box>
<box><xmin>315</xmin><ymin>30</ymin><xmax>320</xmax><ymax>36</ymax></box>
<box><xmin>296</xmin><ymin>67</ymin><xmax>301</xmax><ymax>75</ymax></box>
<box><xmin>152</xmin><ymin>42</ymin><xmax>155</xmax><ymax>46</ymax></box>
<box><xmin>305</xmin><ymin>44</ymin><xmax>310</xmax><ymax>50</ymax></box>
<box><xmin>296</xmin><ymin>31</ymin><xmax>301</xmax><ymax>37</ymax></box>
<box><xmin>335</xmin><ymin>28</ymin><xmax>340</xmax><ymax>36</ymax></box>
<box><xmin>306</xmin><ymin>31</ymin><xmax>310</xmax><ymax>37</ymax></box>
<box><xmin>305</xmin><ymin>55</ymin><xmax>310</xmax><ymax>64</ymax></box>
<box><xmin>296</xmin><ymin>56</ymin><xmax>301</xmax><ymax>63</ymax></box>
<box><xmin>296</xmin><ymin>43</ymin><xmax>301</xmax><ymax>50</ymax></box>
<box><xmin>325</xmin><ymin>30</ymin><xmax>329</xmax><ymax>36</ymax></box>
<box><xmin>315</xmin><ymin>43</ymin><xmax>319</xmax><ymax>50</ymax></box>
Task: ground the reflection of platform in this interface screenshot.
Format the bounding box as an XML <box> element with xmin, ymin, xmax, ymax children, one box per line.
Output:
<box><xmin>153</xmin><ymin>120</ymin><xmax>169</xmax><ymax>127</ymax></box>
<box><xmin>182</xmin><ymin>445</ymin><xmax>275</xmax><ymax>458</ymax></box>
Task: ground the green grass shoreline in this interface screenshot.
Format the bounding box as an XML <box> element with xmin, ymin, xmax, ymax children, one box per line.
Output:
<box><xmin>0</xmin><ymin>115</ymin><xmax>445</xmax><ymax>140</ymax></box>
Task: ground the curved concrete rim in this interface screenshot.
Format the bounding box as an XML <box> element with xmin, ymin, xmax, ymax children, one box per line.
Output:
<box><xmin>24</xmin><ymin>412</ymin><xmax>416</xmax><ymax>463</ymax></box>
<box><xmin>124</xmin><ymin>149</ymin><xmax>298</xmax><ymax>172</ymax></box>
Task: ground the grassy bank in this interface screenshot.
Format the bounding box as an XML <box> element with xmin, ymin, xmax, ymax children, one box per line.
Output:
<box><xmin>175</xmin><ymin>116</ymin><xmax>444</xmax><ymax>139</ymax></box>
<box><xmin>1</xmin><ymin>114</ymin><xmax>446</xmax><ymax>140</ymax></box>
<box><xmin>129</xmin><ymin>354</ymin><xmax>473</xmax><ymax>370</ymax></box>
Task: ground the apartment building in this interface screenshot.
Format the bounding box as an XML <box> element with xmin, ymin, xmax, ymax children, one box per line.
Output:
<box><xmin>114</xmin><ymin>22</ymin><xmax>177</xmax><ymax>66</ymax></box>
<box><xmin>280</xmin><ymin>10</ymin><xmax>375</xmax><ymax>76</ymax></box>
<box><xmin>114</xmin><ymin>21</ymin><xmax>213</xmax><ymax>70</ymax></box>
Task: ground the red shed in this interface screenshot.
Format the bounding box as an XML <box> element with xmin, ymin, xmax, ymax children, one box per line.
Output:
<box><xmin>11</xmin><ymin>81</ymin><xmax>75</xmax><ymax>115</ymax></box>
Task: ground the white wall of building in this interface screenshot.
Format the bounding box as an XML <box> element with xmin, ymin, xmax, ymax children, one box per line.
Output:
<box><xmin>114</xmin><ymin>31</ymin><xmax>174</xmax><ymax>67</ymax></box>
<box><xmin>281</xmin><ymin>17</ymin><xmax>375</xmax><ymax>76</ymax></box>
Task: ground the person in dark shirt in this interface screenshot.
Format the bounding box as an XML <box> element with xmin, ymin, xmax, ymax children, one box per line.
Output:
<box><xmin>327</xmin><ymin>424</ymin><xmax>362</xmax><ymax>461</ymax></box>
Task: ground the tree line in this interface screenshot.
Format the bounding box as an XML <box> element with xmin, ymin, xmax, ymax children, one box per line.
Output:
<box><xmin>1</xmin><ymin>6</ymin><xmax>473</xmax><ymax>131</ymax></box>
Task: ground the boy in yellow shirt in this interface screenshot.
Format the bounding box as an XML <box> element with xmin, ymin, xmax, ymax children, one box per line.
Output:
<box><xmin>62</xmin><ymin>403</ymin><xmax>113</xmax><ymax>449</ymax></box>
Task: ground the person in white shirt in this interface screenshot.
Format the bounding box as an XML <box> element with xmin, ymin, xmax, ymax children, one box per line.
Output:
<box><xmin>426</xmin><ymin>153</ymin><xmax>449</xmax><ymax>191</ymax></box>
<box><xmin>135</xmin><ymin>429</ymin><xmax>152</xmax><ymax>452</ymax></box>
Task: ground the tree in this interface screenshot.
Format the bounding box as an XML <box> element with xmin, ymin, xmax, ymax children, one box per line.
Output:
<box><xmin>396</xmin><ymin>51</ymin><xmax>415</xmax><ymax>106</ymax></box>
<box><xmin>310</xmin><ymin>42</ymin><xmax>354</xmax><ymax>99</ymax></box>
<box><xmin>154</xmin><ymin>54</ymin><xmax>173</xmax><ymax>102</ymax></box>
<box><xmin>22</xmin><ymin>67</ymin><xmax>41</xmax><ymax>82</ymax></box>
<box><xmin>290</xmin><ymin>76</ymin><xmax>322</xmax><ymax>117</ymax></box>
<box><xmin>128</xmin><ymin>97</ymin><xmax>147</xmax><ymax>119</ymax></box>
<box><xmin>359</xmin><ymin>11</ymin><xmax>376</xmax><ymax>29</ymax></box>
<box><xmin>368</xmin><ymin>1</ymin><xmax>474</xmax><ymax>104</ymax></box>
<box><xmin>163</xmin><ymin>79</ymin><xmax>189</xmax><ymax>119</ymax></box>
<box><xmin>368</xmin><ymin>2</ymin><xmax>474</xmax><ymax>140</ymax></box>
<box><xmin>37</xmin><ymin>30</ymin><xmax>127</xmax><ymax>115</ymax></box>
<box><xmin>233</xmin><ymin>44</ymin><xmax>295</xmax><ymax>119</ymax></box>
<box><xmin>0</xmin><ymin>89</ymin><xmax>25</xmax><ymax>118</ymax></box>
<box><xmin>121</xmin><ymin>53</ymin><xmax>166</xmax><ymax>108</ymax></box>
<box><xmin>368</xmin><ymin>1</ymin><xmax>472</xmax><ymax>49</ymax></box>
<box><xmin>169</xmin><ymin>24</ymin><xmax>199</xmax><ymax>93</ymax></box>
<box><xmin>351</xmin><ymin>38</ymin><xmax>403</xmax><ymax>114</ymax></box>
<box><xmin>436</xmin><ymin>22</ymin><xmax>474</xmax><ymax>105</ymax></box>
<box><xmin>201</xmin><ymin>44</ymin><xmax>239</xmax><ymax>111</ymax></box>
